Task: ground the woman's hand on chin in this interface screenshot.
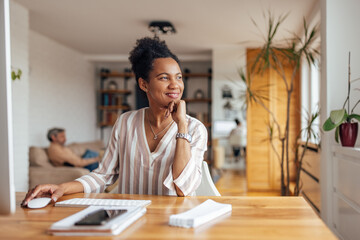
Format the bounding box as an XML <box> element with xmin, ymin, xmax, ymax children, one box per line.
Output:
<box><xmin>165</xmin><ymin>100</ymin><xmax>187</xmax><ymax>124</ymax></box>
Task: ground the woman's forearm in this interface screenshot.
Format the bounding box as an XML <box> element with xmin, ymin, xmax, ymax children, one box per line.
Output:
<box><xmin>59</xmin><ymin>181</ymin><xmax>84</xmax><ymax>195</ymax></box>
<box><xmin>172</xmin><ymin>121</ymin><xmax>191</xmax><ymax>196</ymax></box>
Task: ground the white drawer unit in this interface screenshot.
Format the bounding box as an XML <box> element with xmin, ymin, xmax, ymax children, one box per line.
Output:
<box><xmin>332</xmin><ymin>146</ymin><xmax>360</xmax><ymax>240</ymax></box>
<box><xmin>333</xmin><ymin>195</ymin><xmax>360</xmax><ymax>240</ymax></box>
<box><xmin>302</xmin><ymin>146</ymin><xmax>320</xmax><ymax>179</ymax></box>
<box><xmin>333</xmin><ymin>155</ymin><xmax>360</xmax><ymax>207</ymax></box>
<box><xmin>301</xmin><ymin>170</ymin><xmax>321</xmax><ymax>212</ymax></box>
<box><xmin>299</xmin><ymin>144</ymin><xmax>321</xmax><ymax>213</ymax></box>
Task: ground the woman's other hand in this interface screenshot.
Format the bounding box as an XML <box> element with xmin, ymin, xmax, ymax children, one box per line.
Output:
<box><xmin>21</xmin><ymin>184</ymin><xmax>64</xmax><ymax>207</ymax></box>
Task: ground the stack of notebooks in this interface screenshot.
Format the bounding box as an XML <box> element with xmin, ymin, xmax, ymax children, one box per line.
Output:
<box><xmin>48</xmin><ymin>199</ymin><xmax>231</xmax><ymax>235</ymax></box>
<box><xmin>169</xmin><ymin>199</ymin><xmax>232</xmax><ymax>228</ymax></box>
<box><xmin>48</xmin><ymin>206</ymin><xmax>146</xmax><ymax>236</ymax></box>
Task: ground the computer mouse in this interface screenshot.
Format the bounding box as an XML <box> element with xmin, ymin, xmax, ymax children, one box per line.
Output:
<box><xmin>27</xmin><ymin>197</ymin><xmax>52</xmax><ymax>209</ymax></box>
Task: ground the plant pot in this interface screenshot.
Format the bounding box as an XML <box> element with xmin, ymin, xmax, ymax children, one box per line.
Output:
<box><xmin>339</xmin><ymin>122</ymin><xmax>358</xmax><ymax>147</ymax></box>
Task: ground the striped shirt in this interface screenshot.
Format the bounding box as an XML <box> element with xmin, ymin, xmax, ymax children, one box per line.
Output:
<box><xmin>76</xmin><ymin>108</ymin><xmax>208</xmax><ymax>196</ymax></box>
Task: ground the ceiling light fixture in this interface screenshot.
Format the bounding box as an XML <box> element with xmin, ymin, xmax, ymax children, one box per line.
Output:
<box><xmin>148</xmin><ymin>21</ymin><xmax>176</xmax><ymax>37</ymax></box>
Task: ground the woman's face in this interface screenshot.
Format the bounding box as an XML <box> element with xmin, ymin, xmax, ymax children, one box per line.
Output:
<box><xmin>141</xmin><ymin>57</ymin><xmax>184</xmax><ymax>109</ymax></box>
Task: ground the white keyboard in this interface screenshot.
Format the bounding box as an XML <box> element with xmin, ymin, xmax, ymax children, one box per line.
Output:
<box><xmin>55</xmin><ymin>198</ymin><xmax>151</xmax><ymax>208</ymax></box>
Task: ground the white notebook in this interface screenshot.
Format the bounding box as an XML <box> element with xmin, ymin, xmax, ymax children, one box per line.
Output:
<box><xmin>169</xmin><ymin>199</ymin><xmax>232</xmax><ymax>228</ymax></box>
<box><xmin>48</xmin><ymin>206</ymin><xmax>146</xmax><ymax>236</ymax></box>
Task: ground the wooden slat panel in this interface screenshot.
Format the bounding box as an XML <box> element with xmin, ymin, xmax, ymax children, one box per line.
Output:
<box><xmin>246</xmin><ymin>48</ymin><xmax>301</xmax><ymax>191</ymax></box>
<box><xmin>246</xmin><ymin>49</ymin><xmax>271</xmax><ymax>190</ymax></box>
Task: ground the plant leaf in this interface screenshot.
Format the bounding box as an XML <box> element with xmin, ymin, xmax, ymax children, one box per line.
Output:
<box><xmin>323</xmin><ymin>117</ymin><xmax>336</xmax><ymax>131</ymax></box>
<box><xmin>330</xmin><ymin>109</ymin><xmax>346</xmax><ymax>125</ymax></box>
<box><xmin>335</xmin><ymin>126</ymin><xmax>339</xmax><ymax>143</ymax></box>
<box><xmin>348</xmin><ymin>114</ymin><xmax>360</xmax><ymax>122</ymax></box>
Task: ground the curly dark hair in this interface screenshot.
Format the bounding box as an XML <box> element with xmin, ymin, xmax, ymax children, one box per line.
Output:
<box><xmin>128</xmin><ymin>37</ymin><xmax>181</xmax><ymax>82</ymax></box>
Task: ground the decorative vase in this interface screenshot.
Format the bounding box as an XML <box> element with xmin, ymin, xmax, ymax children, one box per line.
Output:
<box><xmin>339</xmin><ymin>122</ymin><xmax>358</xmax><ymax>147</ymax></box>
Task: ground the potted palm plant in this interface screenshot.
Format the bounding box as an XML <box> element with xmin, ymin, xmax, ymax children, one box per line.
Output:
<box><xmin>322</xmin><ymin>52</ymin><xmax>360</xmax><ymax>147</ymax></box>
<box><xmin>239</xmin><ymin>12</ymin><xmax>319</xmax><ymax>196</ymax></box>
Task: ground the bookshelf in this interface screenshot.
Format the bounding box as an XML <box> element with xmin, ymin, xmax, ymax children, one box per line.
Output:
<box><xmin>183</xmin><ymin>98</ymin><xmax>212</xmax><ymax>103</ymax></box>
<box><xmin>98</xmin><ymin>68</ymin><xmax>132</xmax><ymax>132</ymax></box>
<box><xmin>183</xmin><ymin>68</ymin><xmax>212</xmax><ymax>157</ymax></box>
<box><xmin>183</xmin><ymin>68</ymin><xmax>212</xmax><ymax>126</ymax></box>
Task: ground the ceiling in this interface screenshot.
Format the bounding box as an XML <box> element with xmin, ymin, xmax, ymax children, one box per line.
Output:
<box><xmin>13</xmin><ymin>0</ymin><xmax>319</xmax><ymax>61</ymax></box>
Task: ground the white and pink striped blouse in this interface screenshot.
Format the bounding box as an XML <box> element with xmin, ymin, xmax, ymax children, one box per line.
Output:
<box><xmin>76</xmin><ymin>108</ymin><xmax>208</xmax><ymax>196</ymax></box>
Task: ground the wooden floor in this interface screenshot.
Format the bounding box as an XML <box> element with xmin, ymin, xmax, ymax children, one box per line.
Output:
<box><xmin>215</xmin><ymin>169</ymin><xmax>280</xmax><ymax>196</ymax></box>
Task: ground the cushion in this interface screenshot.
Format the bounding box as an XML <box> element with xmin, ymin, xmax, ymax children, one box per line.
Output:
<box><xmin>67</xmin><ymin>140</ymin><xmax>104</xmax><ymax>157</ymax></box>
<box><xmin>29</xmin><ymin>166</ymin><xmax>90</xmax><ymax>188</ymax></box>
<box><xmin>29</xmin><ymin>146</ymin><xmax>53</xmax><ymax>168</ymax></box>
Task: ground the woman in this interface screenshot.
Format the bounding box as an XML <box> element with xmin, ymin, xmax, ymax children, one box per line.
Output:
<box><xmin>22</xmin><ymin>37</ymin><xmax>208</xmax><ymax>206</ymax></box>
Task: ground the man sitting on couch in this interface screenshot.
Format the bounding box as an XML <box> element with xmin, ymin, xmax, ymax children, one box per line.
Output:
<box><xmin>47</xmin><ymin>128</ymin><xmax>100</xmax><ymax>172</ymax></box>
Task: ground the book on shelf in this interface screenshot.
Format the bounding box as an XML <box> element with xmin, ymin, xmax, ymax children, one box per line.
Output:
<box><xmin>116</xmin><ymin>95</ymin><xmax>123</xmax><ymax>106</ymax></box>
<box><xmin>104</xmin><ymin>111</ymin><xmax>118</xmax><ymax>125</ymax></box>
<box><xmin>48</xmin><ymin>206</ymin><xmax>146</xmax><ymax>236</ymax></box>
<box><xmin>103</xmin><ymin>94</ymin><xmax>109</xmax><ymax>106</ymax></box>
<box><xmin>109</xmin><ymin>94</ymin><xmax>114</xmax><ymax>106</ymax></box>
<box><xmin>102</xmin><ymin>93</ymin><xmax>123</xmax><ymax>106</ymax></box>
<box><xmin>189</xmin><ymin>112</ymin><xmax>208</xmax><ymax>125</ymax></box>
<box><xmin>196</xmin><ymin>112</ymin><xmax>208</xmax><ymax>124</ymax></box>
<box><xmin>101</xmin><ymin>111</ymin><xmax>118</xmax><ymax>126</ymax></box>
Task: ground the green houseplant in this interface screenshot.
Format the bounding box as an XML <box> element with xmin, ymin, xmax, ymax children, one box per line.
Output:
<box><xmin>239</xmin><ymin>12</ymin><xmax>319</xmax><ymax>195</ymax></box>
<box><xmin>322</xmin><ymin>52</ymin><xmax>360</xmax><ymax>147</ymax></box>
<box><xmin>11</xmin><ymin>68</ymin><xmax>22</xmax><ymax>81</ymax></box>
<box><xmin>293</xmin><ymin>108</ymin><xmax>320</xmax><ymax>196</ymax></box>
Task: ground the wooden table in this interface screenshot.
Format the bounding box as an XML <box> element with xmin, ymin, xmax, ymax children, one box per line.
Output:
<box><xmin>0</xmin><ymin>192</ymin><xmax>337</xmax><ymax>239</ymax></box>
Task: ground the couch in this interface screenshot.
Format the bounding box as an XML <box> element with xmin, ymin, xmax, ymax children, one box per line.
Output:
<box><xmin>29</xmin><ymin>140</ymin><xmax>105</xmax><ymax>189</ymax></box>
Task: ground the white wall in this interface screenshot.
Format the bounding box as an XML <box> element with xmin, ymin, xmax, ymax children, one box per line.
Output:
<box><xmin>29</xmin><ymin>30</ymin><xmax>98</xmax><ymax>147</ymax></box>
<box><xmin>321</xmin><ymin>0</ymin><xmax>360</xmax><ymax>238</ymax></box>
<box><xmin>10</xmin><ymin>0</ymin><xmax>29</xmax><ymax>191</ymax></box>
<box><xmin>212</xmin><ymin>45</ymin><xmax>247</xmax><ymax>123</ymax></box>
<box><xmin>211</xmin><ymin>45</ymin><xmax>247</xmax><ymax>156</ymax></box>
<box><xmin>10</xmin><ymin>1</ymin><xmax>98</xmax><ymax>190</ymax></box>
